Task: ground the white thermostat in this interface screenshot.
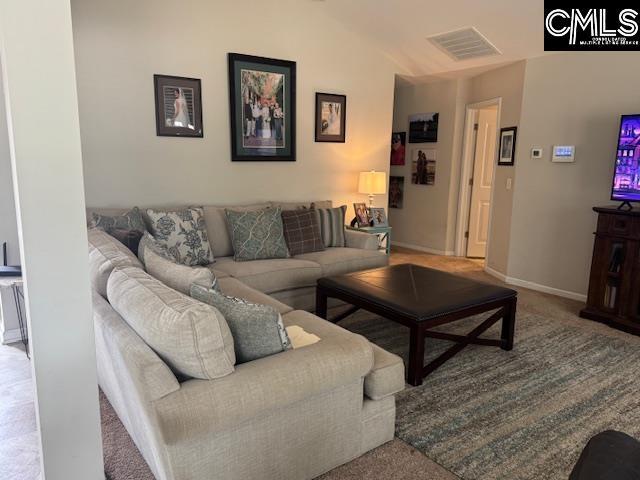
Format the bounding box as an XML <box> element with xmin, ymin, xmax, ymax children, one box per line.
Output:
<box><xmin>552</xmin><ymin>145</ymin><xmax>575</xmax><ymax>163</ymax></box>
<box><xmin>531</xmin><ymin>148</ymin><xmax>543</xmax><ymax>159</ymax></box>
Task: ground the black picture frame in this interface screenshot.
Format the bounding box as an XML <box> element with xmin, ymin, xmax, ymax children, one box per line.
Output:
<box><xmin>315</xmin><ymin>92</ymin><xmax>346</xmax><ymax>143</ymax></box>
<box><xmin>154</xmin><ymin>74</ymin><xmax>203</xmax><ymax>137</ymax></box>
<box><xmin>228</xmin><ymin>53</ymin><xmax>296</xmax><ymax>161</ymax></box>
<box><xmin>498</xmin><ymin>126</ymin><xmax>517</xmax><ymax>166</ymax></box>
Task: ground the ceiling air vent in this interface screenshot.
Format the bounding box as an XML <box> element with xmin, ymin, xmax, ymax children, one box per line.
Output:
<box><xmin>427</xmin><ymin>27</ymin><xmax>501</xmax><ymax>61</ymax></box>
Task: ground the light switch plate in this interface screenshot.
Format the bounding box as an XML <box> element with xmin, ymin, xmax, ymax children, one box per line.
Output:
<box><xmin>531</xmin><ymin>148</ymin><xmax>543</xmax><ymax>159</ymax></box>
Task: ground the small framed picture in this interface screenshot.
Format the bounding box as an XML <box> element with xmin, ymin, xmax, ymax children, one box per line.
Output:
<box><xmin>409</xmin><ymin>112</ymin><xmax>438</xmax><ymax>143</ymax></box>
<box><xmin>315</xmin><ymin>93</ymin><xmax>346</xmax><ymax>143</ymax></box>
<box><xmin>498</xmin><ymin>127</ymin><xmax>517</xmax><ymax>166</ymax></box>
<box><xmin>154</xmin><ymin>75</ymin><xmax>203</xmax><ymax>137</ymax></box>
<box><xmin>369</xmin><ymin>207</ymin><xmax>388</xmax><ymax>227</ymax></box>
<box><xmin>389</xmin><ymin>176</ymin><xmax>404</xmax><ymax>209</ymax></box>
<box><xmin>391</xmin><ymin>132</ymin><xmax>406</xmax><ymax>165</ymax></box>
<box><xmin>353</xmin><ymin>202</ymin><xmax>370</xmax><ymax>227</ymax></box>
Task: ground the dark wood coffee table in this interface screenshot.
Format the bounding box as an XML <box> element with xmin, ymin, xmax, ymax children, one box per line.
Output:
<box><xmin>315</xmin><ymin>264</ymin><xmax>517</xmax><ymax>386</ymax></box>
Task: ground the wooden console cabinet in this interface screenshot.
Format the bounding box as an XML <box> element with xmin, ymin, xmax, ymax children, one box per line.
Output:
<box><xmin>580</xmin><ymin>205</ymin><xmax>640</xmax><ymax>335</ymax></box>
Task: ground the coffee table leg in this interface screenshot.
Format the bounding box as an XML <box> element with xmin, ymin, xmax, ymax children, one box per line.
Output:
<box><xmin>315</xmin><ymin>287</ymin><xmax>328</xmax><ymax>320</ymax></box>
<box><xmin>501</xmin><ymin>297</ymin><xmax>517</xmax><ymax>351</ymax></box>
<box><xmin>408</xmin><ymin>324</ymin><xmax>425</xmax><ymax>386</ymax></box>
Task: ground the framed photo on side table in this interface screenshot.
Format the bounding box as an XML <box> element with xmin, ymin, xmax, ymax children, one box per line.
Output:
<box><xmin>498</xmin><ymin>127</ymin><xmax>517</xmax><ymax>166</ymax></box>
<box><xmin>315</xmin><ymin>93</ymin><xmax>346</xmax><ymax>143</ymax></box>
<box><xmin>154</xmin><ymin>75</ymin><xmax>203</xmax><ymax>137</ymax></box>
<box><xmin>228</xmin><ymin>53</ymin><xmax>296</xmax><ymax>161</ymax></box>
<box><xmin>369</xmin><ymin>207</ymin><xmax>388</xmax><ymax>226</ymax></box>
<box><xmin>353</xmin><ymin>202</ymin><xmax>370</xmax><ymax>227</ymax></box>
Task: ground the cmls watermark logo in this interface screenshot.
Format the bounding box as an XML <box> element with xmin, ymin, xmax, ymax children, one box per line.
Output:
<box><xmin>544</xmin><ymin>3</ymin><xmax>640</xmax><ymax>50</ymax></box>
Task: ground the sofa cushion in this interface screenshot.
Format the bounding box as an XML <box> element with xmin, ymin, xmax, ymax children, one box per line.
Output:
<box><xmin>213</xmin><ymin>256</ymin><xmax>322</xmax><ymax>294</ymax></box>
<box><xmin>191</xmin><ymin>284</ymin><xmax>292</xmax><ymax>364</ymax></box>
<box><xmin>202</xmin><ymin>203</ymin><xmax>271</xmax><ymax>258</ymax></box>
<box><xmin>91</xmin><ymin>207</ymin><xmax>146</xmax><ymax>234</ymax></box>
<box><xmin>216</xmin><ymin>277</ymin><xmax>293</xmax><ymax>314</ymax></box>
<box><xmin>272</xmin><ymin>200</ymin><xmax>332</xmax><ymax>211</ymax></box>
<box><xmin>295</xmin><ymin>247</ymin><xmax>388</xmax><ymax>277</ymax></box>
<box><xmin>146</xmin><ymin>206</ymin><xmax>213</xmax><ymax>266</ymax></box>
<box><xmin>138</xmin><ymin>233</ymin><xmax>216</xmax><ymax>295</ymax></box>
<box><xmin>87</xmin><ymin>228</ymin><xmax>144</xmax><ymax>298</ymax></box>
<box><xmin>281</xmin><ymin>209</ymin><xmax>325</xmax><ymax>256</ymax></box>
<box><xmin>225</xmin><ymin>207</ymin><xmax>289</xmax><ymax>261</ymax></box>
<box><xmin>316</xmin><ymin>206</ymin><xmax>347</xmax><ymax>247</ymax></box>
<box><xmin>364</xmin><ymin>343</ymin><xmax>405</xmax><ymax>400</ymax></box>
<box><xmin>107</xmin><ymin>267</ymin><xmax>235</xmax><ymax>380</ymax></box>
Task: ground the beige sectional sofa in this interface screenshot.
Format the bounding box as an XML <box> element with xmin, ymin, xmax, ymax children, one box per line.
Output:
<box><xmin>89</xmin><ymin>201</ymin><xmax>387</xmax><ymax>311</ymax></box>
<box><xmin>87</xmin><ymin>201</ymin><xmax>404</xmax><ymax>480</ymax></box>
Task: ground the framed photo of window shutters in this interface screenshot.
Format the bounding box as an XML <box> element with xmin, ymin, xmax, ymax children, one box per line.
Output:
<box><xmin>315</xmin><ymin>93</ymin><xmax>346</xmax><ymax>143</ymax></box>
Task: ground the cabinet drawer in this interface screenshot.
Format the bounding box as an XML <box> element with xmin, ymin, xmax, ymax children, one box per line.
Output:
<box><xmin>597</xmin><ymin>214</ymin><xmax>635</xmax><ymax>236</ymax></box>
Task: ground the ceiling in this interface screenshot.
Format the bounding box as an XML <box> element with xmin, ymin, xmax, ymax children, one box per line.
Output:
<box><xmin>321</xmin><ymin>0</ymin><xmax>546</xmax><ymax>80</ymax></box>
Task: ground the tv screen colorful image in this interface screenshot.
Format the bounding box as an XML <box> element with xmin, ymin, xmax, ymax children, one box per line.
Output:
<box><xmin>612</xmin><ymin>114</ymin><xmax>640</xmax><ymax>202</ymax></box>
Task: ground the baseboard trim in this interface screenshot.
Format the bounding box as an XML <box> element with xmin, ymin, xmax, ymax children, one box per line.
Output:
<box><xmin>2</xmin><ymin>328</ymin><xmax>22</xmax><ymax>345</ymax></box>
<box><xmin>391</xmin><ymin>241</ymin><xmax>455</xmax><ymax>256</ymax></box>
<box><xmin>484</xmin><ymin>266</ymin><xmax>587</xmax><ymax>302</ymax></box>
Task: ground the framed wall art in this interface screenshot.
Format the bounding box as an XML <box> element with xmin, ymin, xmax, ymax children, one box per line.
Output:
<box><xmin>498</xmin><ymin>126</ymin><xmax>517</xmax><ymax>166</ymax></box>
<box><xmin>228</xmin><ymin>53</ymin><xmax>296</xmax><ymax>161</ymax></box>
<box><xmin>154</xmin><ymin>75</ymin><xmax>203</xmax><ymax>137</ymax></box>
<box><xmin>315</xmin><ymin>93</ymin><xmax>346</xmax><ymax>143</ymax></box>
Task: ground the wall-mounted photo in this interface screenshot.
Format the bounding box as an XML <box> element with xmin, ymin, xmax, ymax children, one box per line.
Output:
<box><xmin>389</xmin><ymin>176</ymin><xmax>404</xmax><ymax>209</ymax></box>
<box><xmin>409</xmin><ymin>112</ymin><xmax>439</xmax><ymax>143</ymax></box>
<box><xmin>228</xmin><ymin>53</ymin><xmax>296</xmax><ymax>161</ymax></box>
<box><xmin>369</xmin><ymin>207</ymin><xmax>388</xmax><ymax>227</ymax></box>
<box><xmin>411</xmin><ymin>148</ymin><xmax>436</xmax><ymax>185</ymax></box>
<box><xmin>353</xmin><ymin>202</ymin><xmax>370</xmax><ymax>227</ymax></box>
<box><xmin>498</xmin><ymin>126</ymin><xmax>517</xmax><ymax>166</ymax></box>
<box><xmin>315</xmin><ymin>93</ymin><xmax>346</xmax><ymax>143</ymax></box>
<box><xmin>154</xmin><ymin>75</ymin><xmax>203</xmax><ymax>137</ymax></box>
<box><xmin>390</xmin><ymin>132</ymin><xmax>406</xmax><ymax>165</ymax></box>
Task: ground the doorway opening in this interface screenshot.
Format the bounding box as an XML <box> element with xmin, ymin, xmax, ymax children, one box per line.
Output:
<box><xmin>455</xmin><ymin>98</ymin><xmax>501</xmax><ymax>263</ymax></box>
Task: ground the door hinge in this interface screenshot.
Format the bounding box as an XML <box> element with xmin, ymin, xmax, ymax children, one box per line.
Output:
<box><xmin>468</xmin><ymin>178</ymin><xmax>474</xmax><ymax>187</ymax></box>
<box><xmin>473</xmin><ymin>123</ymin><xmax>479</xmax><ymax>131</ymax></box>
<box><xmin>464</xmin><ymin>231</ymin><xmax>469</xmax><ymax>238</ymax></box>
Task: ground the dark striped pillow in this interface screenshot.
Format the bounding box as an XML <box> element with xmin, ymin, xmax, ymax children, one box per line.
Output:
<box><xmin>316</xmin><ymin>206</ymin><xmax>347</xmax><ymax>248</ymax></box>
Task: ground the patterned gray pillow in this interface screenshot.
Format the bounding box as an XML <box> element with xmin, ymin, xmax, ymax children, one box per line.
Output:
<box><xmin>92</xmin><ymin>207</ymin><xmax>146</xmax><ymax>234</ymax></box>
<box><xmin>146</xmin><ymin>207</ymin><xmax>213</xmax><ymax>266</ymax></box>
<box><xmin>225</xmin><ymin>207</ymin><xmax>289</xmax><ymax>261</ymax></box>
<box><xmin>316</xmin><ymin>205</ymin><xmax>347</xmax><ymax>247</ymax></box>
<box><xmin>190</xmin><ymin>284</ymin><xmax>291</xmax><ymax>363</ymax></box>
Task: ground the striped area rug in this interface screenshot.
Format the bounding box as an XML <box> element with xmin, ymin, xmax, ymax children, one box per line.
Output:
<box><xmin>339</xmin><ymin>308</ymin><xmax>640</xmax><ymax>480</ymax></box>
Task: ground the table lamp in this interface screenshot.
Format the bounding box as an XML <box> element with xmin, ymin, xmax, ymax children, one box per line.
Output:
<box><xmin>358</xmin><ymin>170</ymin><xmax>387</xmax><ymax>207</ymax></box>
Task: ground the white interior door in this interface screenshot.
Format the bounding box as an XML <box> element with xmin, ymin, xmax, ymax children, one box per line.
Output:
<box><xmin>466</xmin><ymin>107</ymin><xmax>497</xmax><ymax>258</ymax></box>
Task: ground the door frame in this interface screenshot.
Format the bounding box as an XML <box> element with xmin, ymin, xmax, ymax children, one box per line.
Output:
<box><xmin>455</xmin><ymin>97</ymin><xmax>502</xmax><ymax>258</ymax></box>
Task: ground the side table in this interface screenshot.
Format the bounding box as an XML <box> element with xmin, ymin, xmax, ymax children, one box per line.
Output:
<box><xmin>0</xmin><ymin>277</ymin><xmax>28</xmax><ymax>357</ymax></box>
<box><xmin>346</xmin><ymin>225</ymin><xmax>392</xmax><ymax>254</ymax></box>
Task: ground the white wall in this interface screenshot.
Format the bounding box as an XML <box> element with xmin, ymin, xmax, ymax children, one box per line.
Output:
<box><xmin>1</xmin><ymin>0</ymin><xmax>104</xmax><ymax>478</ymax></box>
<box><xmin>71</xmin><ymin>0</ymin><xmax>399</xmax><ymax>211</ymax></box>
<box><xmin>389</xmin><ymin>79</ymin><xmax>466</xmax><ymax>254</ymax></box>
<box><xmin>507</xmin><ymin>53</ymin><xmax>639</xmax><ymax>298</ymax></box>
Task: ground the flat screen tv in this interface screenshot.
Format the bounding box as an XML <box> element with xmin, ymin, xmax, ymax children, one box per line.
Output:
<box><xmin>612</xmin><ymin>114</ymin><xmax>640</xmax><ymax>203</ymax></box>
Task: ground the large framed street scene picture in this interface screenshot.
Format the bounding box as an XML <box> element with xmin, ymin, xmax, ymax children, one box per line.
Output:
<box><xmin>228</xmin><ymin>53</ymin><xmax>296</xmax><ymax>161</ymax></box>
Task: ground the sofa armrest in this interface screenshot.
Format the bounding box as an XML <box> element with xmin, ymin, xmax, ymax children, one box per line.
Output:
<box><xmin>345</xmin><ymin>229</ymin><xmax>379</xmax><ymax>251</ymax></box>
<box><xmin>154</xmin><ymin>325</ymin><xmax>374</xmax><ymax>443</ymax></box>
<box><xmin>365</xmin><ymin>343</ymin><xmax>405</xmax><ymax>400</ymax></box>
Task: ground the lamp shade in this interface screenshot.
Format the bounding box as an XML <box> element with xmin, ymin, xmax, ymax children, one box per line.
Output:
<box><xmin>358</xmin><ymin>171</ymin><xmax>387</xmax><ymax>195</ymax></box>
